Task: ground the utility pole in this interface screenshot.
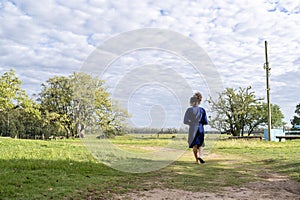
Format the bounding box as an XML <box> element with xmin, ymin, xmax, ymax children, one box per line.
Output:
<box><xmin>264</xmin><ymin>41</ymin><xmax>272</xmax><ymax>141</ymax></box>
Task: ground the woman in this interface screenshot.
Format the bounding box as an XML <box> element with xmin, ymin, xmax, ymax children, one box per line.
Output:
<box><xmin>184</xmin><ymin>93</ymin><xmax>208</xmax><ymax>164</ymax></box>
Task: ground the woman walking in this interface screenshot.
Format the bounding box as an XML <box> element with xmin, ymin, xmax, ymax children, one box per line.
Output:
<box><xmin>184</xmin><ymin>93</ymin><xmax>208</xmax><ymax>164</ymax></box>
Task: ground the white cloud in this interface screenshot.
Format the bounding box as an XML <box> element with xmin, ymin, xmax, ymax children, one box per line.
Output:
<box><xmin>0</xmin><ymin>0</ymin><xmax>299</xmax><ymax>126</ymax></box>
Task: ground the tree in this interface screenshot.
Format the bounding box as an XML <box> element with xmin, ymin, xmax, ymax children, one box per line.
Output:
<box><xmin>0</xmin><ymin>69</ymin><xmax>40</xmax><ymax>137</ymax></box>
<box><xmin>208</xmin><ymin>86</ymin><xmax>285</xmax><ymax>136</ymax></box>
<box><xmin>291</xmin><ymin>103</ymin><xmax>300</xmax><ymax>129</ymax></box>
<box><xmin>38</xmin><ymin>72</ymin><xmax>128</xmax><ymax>138</ymax></box>
<box><xmin>71</xmin><ymin>72</ymin><xmax>96</xmax><ymax>138</ymax></box>
<box><xmin>245</xmin><ymin>103</ymin><xmax>285</xmax><ymax>134</ymax></box>
<box><xmin>71</xmin><ymin>72</ymin><xmax>129</xmax><ymax>137</ymax></box>
<box><xmin>38</xmin><ymin>76</ymin><xmax>73</xmax><ymax>138</ymax></box>
<box><xmin>269</xmin><ymin>104</ymin><xmax>285</xmax><ymax>128</ymax></box>
<box><xmin>0</xmin><ymin>69</ymin><xmax>26</xmax><ymax>113</ymax></box>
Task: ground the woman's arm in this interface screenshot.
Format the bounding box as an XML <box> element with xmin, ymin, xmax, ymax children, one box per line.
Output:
<box><xmin>183</xmin><ymin>108</ymin><xmax>191</xmax><ymax>125</ymax></box>
<box><xmin>201</xmin><ymin>108</ymin><xmax>208</xmax><ymax>125</ymax></box>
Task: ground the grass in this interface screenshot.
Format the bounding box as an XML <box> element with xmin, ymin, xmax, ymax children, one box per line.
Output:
<box><xmin>0</xmin><ymin>135</ymin><xmax>299</xmax><ymax>199</ymax></box>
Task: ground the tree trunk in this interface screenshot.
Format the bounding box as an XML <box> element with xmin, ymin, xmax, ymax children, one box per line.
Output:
<box><xmin>76</xmin><ymin>123</ymin><xmax>85</xmax><ymax>138</ymax></box>
<box><xmin>79</xmin><ymin>124</ymin><xmax>85</xmax><ymax>138</ymax></box>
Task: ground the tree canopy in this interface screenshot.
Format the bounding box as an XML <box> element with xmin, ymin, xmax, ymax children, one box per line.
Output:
<box><xmin>0</xmin><ymin>69</ymin><xmax>40</xmax><ymax>137</ymax></box>
<box><xmin>0</xmin><ymin>69</ymin><xmax>128</xmax><ymax>139</ymax></box>
<box><xmin>208</xmin><ymin>86</ymin><xmax>285</xmax><ymax>136</ymax></box>
<box><xmin>38</xmin><ymin>72</ymin><xmax>128</xmax><ymax>138</ymax></box>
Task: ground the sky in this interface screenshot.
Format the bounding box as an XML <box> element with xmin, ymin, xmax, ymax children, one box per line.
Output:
<box><xmin>0</xmin><ymin>0</ymin><xmax>299</xmax><ymax>129</ymax></box>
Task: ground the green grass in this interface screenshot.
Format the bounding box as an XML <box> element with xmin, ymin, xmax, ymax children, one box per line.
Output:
<box><xmin>0</xmin><ymin>136</ymin><xmax>299</xmax><ymax>199</ymax></box>
<box><xmin>213</xmin><ymin>139</ymin><xmax>300</xmax><ymax>180</ymax></box>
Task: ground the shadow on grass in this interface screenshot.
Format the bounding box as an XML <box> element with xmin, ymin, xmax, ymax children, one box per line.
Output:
<box><xmin>0</xmin><ymin>158</ymin><xmax>130</xmax><ymax>200</ymax></box>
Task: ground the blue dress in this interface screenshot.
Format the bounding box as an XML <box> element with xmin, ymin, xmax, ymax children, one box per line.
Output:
<box><xmin>184</xmin><ymin>106</ymin><xmax>208</xmax><ymax>148</ymax></box>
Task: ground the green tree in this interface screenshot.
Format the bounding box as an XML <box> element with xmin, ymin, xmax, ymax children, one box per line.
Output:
<box><xmin>0</xmin><ymin>69</ymin><xmax>40</xmax><ymax>137</ymax></box>
<box><xmin>208</xmin><ymin>86</ymin><xmax>285</xmax><ymax>136</ymax></box>
<box><xmin>73</xmin><ymin>72</ymin><xmax>129</xmax><ymax>137</ymax></box>
<box><xmin>269</xmin><ymin>104</ymin><xmax>285</xmax><ymax>128</ymax></box>
<box><xmin>71</xmin><ymin>72</ymin><xmax>107</xmax><ymax>137</ymax></box>
<box><xmin>38</xmin><ymin>72</ymin><xmax>128</xmax><ymax>138</ymax></box>
<box><xmin>291</xmin><ymin>103</ymin><xmax>300</xmax><ymax>129</ymax></box>
<box><xmin>245</xmin><ymin>103</ymin><xmax>285</xmax><ymax>135</ymax></box>
<box><xmin>38</xmin><ymin>76</ymin><xmax>73</xmax><ymax>138</ymax></box>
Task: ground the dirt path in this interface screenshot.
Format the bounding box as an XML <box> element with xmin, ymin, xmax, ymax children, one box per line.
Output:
<box><xmin>115</xmin><ymin>173</ymin><xmax>300</xmax><ymax>200</ymax></box>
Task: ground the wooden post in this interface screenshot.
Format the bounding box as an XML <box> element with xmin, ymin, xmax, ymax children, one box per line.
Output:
<box><xmin>265</xmin><ymin>41</ymin><xmax>272</xmax><ymax>141</ymax></box>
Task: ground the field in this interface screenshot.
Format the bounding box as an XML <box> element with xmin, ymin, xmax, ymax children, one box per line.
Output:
<box><xmin>0</xmin><ymin>134</ymin><xmax>299</xmax><ymax>199</ymax></box>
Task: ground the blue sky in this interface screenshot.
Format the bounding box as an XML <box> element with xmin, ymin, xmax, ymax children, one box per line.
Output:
<box><xmin>0</xmin><ymin>0</ymin><xmax>299</xmax><ymax>128</ymax></box>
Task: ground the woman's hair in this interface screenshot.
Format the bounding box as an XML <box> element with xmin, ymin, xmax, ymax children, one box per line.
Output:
<box><xmin>190</xmin><ymin>96</ymin><xmax>198</xmax><ymax>106</ymax></box>
<box><xmin>194</xmin><ymin>92</ymin><xmax>202</xmax><ymax>104</ymax></box>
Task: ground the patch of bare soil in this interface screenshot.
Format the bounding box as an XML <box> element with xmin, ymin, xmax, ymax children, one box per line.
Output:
<box><xmin>115</xmin><ymin>173</ymin><xmax>300</xmax><ymax>200</ymax></box>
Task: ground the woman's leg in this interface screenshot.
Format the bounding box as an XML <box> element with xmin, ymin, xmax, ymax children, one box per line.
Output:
<box><xmin>193</xmin><ymin>145</ymin><xmax>198</xmax><ymax>163</ymax></box>
<box><xmin>199</xmin><ymin>146</ymin><xmax>203</xmax><ymax>157</ymax></box>
<box><xmin>198</xmin><ymin>145</ymin><xmax>205</xmax><ymax>163</ymax></box>
<box><xmin>197</xmin><ymin>131</ymin><xmax>205</xmax><ymax>163</ymax></box>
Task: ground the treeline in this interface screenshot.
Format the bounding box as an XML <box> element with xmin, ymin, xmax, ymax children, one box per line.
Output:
<box><xmin>128</xmin><ymin>127</ymin><xmax>188</xmax><ymax>134</ymax></box>
<box><xmin>0</xmin><ymin>69</ymin><xmax>127</xmax><ymax>139</ymax></box>
<box><xmin>1</xmin><ymin>69</ymin><xmax>299</xmax><ymax>139</ymax></box>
